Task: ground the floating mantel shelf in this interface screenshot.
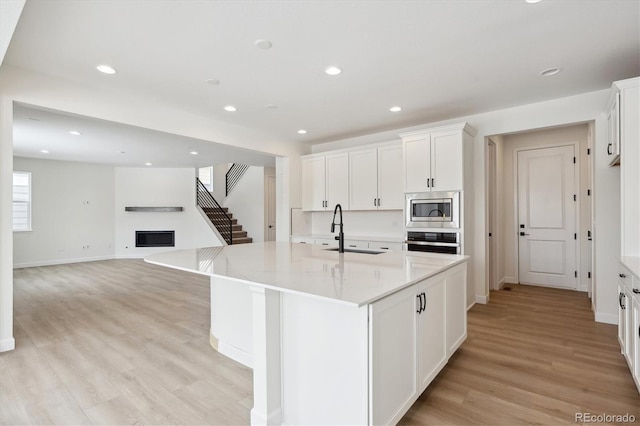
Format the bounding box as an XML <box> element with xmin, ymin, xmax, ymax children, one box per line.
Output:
<box><xmin>125</xmin><ymin>207</ymin><xmax>184</xmax><ymax>212</ymax></box>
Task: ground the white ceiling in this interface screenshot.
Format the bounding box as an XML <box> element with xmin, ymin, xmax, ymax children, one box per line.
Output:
<box><xmin>13</xmin><ymin>104</ymin><xmax>276</xmax><ymax>168</ymax></box>
<box><xmin>5</xmin><ymin>0</ymin><xmax>640</xmax><ymax>164</ymax></box>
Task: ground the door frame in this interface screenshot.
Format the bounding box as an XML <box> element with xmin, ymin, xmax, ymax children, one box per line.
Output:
<box><xmin>486</xmin><ymin>139</ymin><xmax>498</xmax><ymax>290</ymax></box>
<box><xmin>512</xmin><ymin>141</ymin><xmax>580</xmax><ymax>287</ymax></box>
<box><xmin>265</xmin><ymin>174</ymin><xmax>276</xmax><ymax>241</ymax></box>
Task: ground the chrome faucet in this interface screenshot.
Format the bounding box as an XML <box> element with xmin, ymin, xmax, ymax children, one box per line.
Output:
<box><xmin>330</xmin><ymin>203</ymin><xmax>345</xmax><ymax>253</ymax></box>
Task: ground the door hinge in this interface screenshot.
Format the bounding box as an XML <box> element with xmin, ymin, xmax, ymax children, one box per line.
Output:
<box><xmin>587</xmin><ymin>230</ymin><xmax>591</xmax><ymax>238</ymax></box>
<box><xmin>588</xmin><ymin>271</ymin><xmax>591</xmax><ymax>279</ymax></box>
<box><xmin>573</xmin><ymin>156</ymin><xmax>576</xmax><ymax>164</ymax></box>
<box><xmin>587</xmin><ymin>148</ymin><xmax>591</xmax><ymax>155</ymax></box>
<box><xmin>575</xmin><ymin>271</ymin><xmax>578</xmax><ymax>278</ymax></box>
<box><xmin>587</xmin><ymin>189</ymin><xmax>591</xmax><ymax>196</ymax></box>
<box><xmin>574</xmin><ymin>233</ymin><xmax>577</xmax><ymax>240</ymax></box>
<box><xmin>573</xmin><ymin>194</ymin><xmax>577</xmax><ymax>201</ymax></box>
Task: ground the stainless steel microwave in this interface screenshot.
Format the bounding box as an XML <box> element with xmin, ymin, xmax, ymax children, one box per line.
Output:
<box><xmin>405</xmin><ymin>191</ymin><xmax>460</xmax><ymax>229</ymax></box>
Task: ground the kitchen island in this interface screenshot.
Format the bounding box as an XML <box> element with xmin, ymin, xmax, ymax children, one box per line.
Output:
<box><xmin>146</xmin><ymin>242</ymin><xmax>468</xmax><ymax>425</ymax></box>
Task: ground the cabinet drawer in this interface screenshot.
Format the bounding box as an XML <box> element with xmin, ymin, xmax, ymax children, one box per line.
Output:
<box><xmin>291</xmin><ymin>237</ymin><xmax>314</xmax><ymax>244</ymax></box>
<box><xmin>345</xmin><ymin>240</ymin><xmax>368</xmax><ymax>249</ymax></box>
<box><xmin>315</xmin><ymin>238</ymin><xmax>338</xmax><ymax>247</ymax></box>
<box><xmin>619</xmin><ymin>265</ymin><xmax>633</xmax><ymax>289</ymax></box>
<box><xmin>368</xmin><ymin>242</ymin><xmax>403</xmax><ymax>252</ymax></box>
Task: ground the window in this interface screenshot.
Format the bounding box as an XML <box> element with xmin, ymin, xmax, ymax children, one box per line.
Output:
<box><xmin>13</xmin><ymin>172</ymin><xmax>31</xmax><ymax>232</ymax></box>
<box><xmin>198</xmin><ymin>166</ymin><xmax>213</xmax><ymax>191</ymax></box>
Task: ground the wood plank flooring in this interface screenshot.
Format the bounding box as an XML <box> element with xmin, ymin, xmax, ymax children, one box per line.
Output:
<box><xmin>2</xmin><ymin>261</ymin><xmax>638</xmax><ymax>425</ymax></box>
<box><xmin>400</xmin><ymin>284</ymin><xmax>640</xmax><ymax>425</ymax></box>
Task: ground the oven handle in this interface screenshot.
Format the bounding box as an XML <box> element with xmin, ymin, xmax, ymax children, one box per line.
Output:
<box><xmin>405</xmin><ymin>241</ymin><xmax>459</xmax><ymax>247</ymax></box>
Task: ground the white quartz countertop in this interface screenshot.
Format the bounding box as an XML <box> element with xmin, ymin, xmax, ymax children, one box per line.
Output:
<box><xmin>291</xmin><ymin>234</ymin><xmax>405</xmax><ymax>243</ymax></box>
<box><xmin>621</xmin><ymin>256</ymin><xmax>640</xmax><ymax>280</ymax></box>
<box><xmin>145</xmin><ymin>242</ymin><xmax>468</xmax><ymax>307</ymax></box>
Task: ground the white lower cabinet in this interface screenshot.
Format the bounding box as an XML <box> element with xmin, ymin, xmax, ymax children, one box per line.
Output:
<box><xmin>633</xmin><ymin>297</ymin><xmax>640</xmax><ymax>389</ymax></box>
<box><xmin>369</xmin><ymin>264</ymin><xmax>467</xmax><ymax>425</ymax></box>
<box><xmin>368</xmin><ymin>241</ymin><xmax>403</xmax><ymax>252</ymax></box>
<box><xmin>417</xmin><ymin>276</ymin><xmax>446</xmax><ymax>392</ymax></box>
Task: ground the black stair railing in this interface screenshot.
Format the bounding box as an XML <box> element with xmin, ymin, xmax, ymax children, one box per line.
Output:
<box><xmin>226</xmin><ymin>163</ymin><xmax>249</xmax><ymax>196</ymax></box>
<box><xmin>196</xmin><ymin>178</ymin><xmax>233</xmax><ymax>245</ymax></box>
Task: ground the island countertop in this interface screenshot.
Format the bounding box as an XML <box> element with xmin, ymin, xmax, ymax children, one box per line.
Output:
<box><xmin>145</xmin><ymin>241</ymin><xmax>468</xmax><ymax>307</ymax></box>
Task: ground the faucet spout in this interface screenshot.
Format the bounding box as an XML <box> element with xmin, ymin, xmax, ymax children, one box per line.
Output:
<box><xmin>331</xmin><ymin>204</ymin><xmax>345</xmax><ymax>253</ymax></box>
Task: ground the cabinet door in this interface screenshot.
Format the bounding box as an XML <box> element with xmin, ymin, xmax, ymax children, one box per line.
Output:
<box><xmin>633</xmin><ymin>297</ymin><xmax>640</xmax><ymax>389</ymax></box>
<box><xmin>377</xmin><ymin>144</ymin><xmax>404</xmax><ymax>210</ymax></box>
<box><xmin>369</xmin><ymin>284</ymin><xmax>418</xmax><ymax>426</ymax></box>
<box><xmin>404</xmin><ymin>136</ymin><xmax>431</xmax><ymax>193</ymax></box>
<box><xmin>417</xmin><ymin>276</ymin><xmax>446</xmax><ymax>393</ymax></box>
<box><xmin>302</xmin><ymin>156</ymin><xmax>326</xmax><ymax>211</ymax></box>
<box><xmin>446</xmin><ymin>265</ymin><xmax>467</xmax><ymax>356</ymax></box>
<box><xmin>349</xmin><ymin>148</ymin><xmax>378</xmax><ymax>210</ymax></box>
<box><xmin>325</xmin><ymin>153</ymin><xmax>350</xmax><ymax>210</ymax></box>
<box><xmin>431</xmin><ymin>130</ymin><xmax>463</xmax><ymax>191</ymax></box>
<box><xmin>624</xmin><ymin>288</ymin><xmax>634</xmax><ymax>365</ymax></box>
<box><xmin>619</xmin><ymin>283</ymin><xmax>627</xmax><ymax>353</ymax></box>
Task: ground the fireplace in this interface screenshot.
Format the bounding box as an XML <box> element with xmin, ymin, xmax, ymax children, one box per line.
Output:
<box><xmin>135</xmin><ymin>231</ymin><xmax>175</xmax><ymax>248</ymax></box>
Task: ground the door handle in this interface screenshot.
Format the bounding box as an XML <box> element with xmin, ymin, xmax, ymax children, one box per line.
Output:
<box><xmin>519</xmin><ymin>232</ymin><xmax>530</xmax><ymax>236</ymax></box>
<box><xmin>633</xmin><ymin>289</ymin><xmax>640</xmax><ymax>294</ymax></box>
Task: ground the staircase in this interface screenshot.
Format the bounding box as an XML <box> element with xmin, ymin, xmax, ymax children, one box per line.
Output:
<box><xmin>196</xmin><ymin>178</ymin><xmax>252</xmax><ymax>245</ymax></box>
<box><xmin>201</xmin><ymin>206</ymin><xmax>253</xmax><ymax>244</ymax></box>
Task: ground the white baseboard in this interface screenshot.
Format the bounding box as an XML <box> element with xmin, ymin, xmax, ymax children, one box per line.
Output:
<box><xmin>595</xmin><ymin>312</ymin><xmax>617</xmax><ymax>325</ymax></box>
<box><xmin>0</xmin><ymin>337</ymin><xmax>15</xmax><ymax>352</ymax></box>
<box><xmin>218</xmin><ymin>340</ymin><xmax>252</xmax><ymax>369</ymax></box>
<box><xmin>475</xmin><ymin>294</ymin><xmax>489</xmax><ymax>304</ymax></box>
<box><xmin>251</xmin><ymin>407</ymin><xmax>282</xmax><ymax>426</ymax></box>
<box><xmin>114</xmin><ymin>254</ymin><xmax>146</xmax><ymax>260</ymax></box>
<box><xmin>502</xmin><ymin>276</ymin><xmax>516</xmax><ymax>285</ymax></box>
<box><xmin>467</xmin><ymin>300</ymin><xmax>475</xmax><ymax>310</ymax></box>
<box><xmin>13</xmin><ymin>255</ymin><xmax>115</xmax><ymax>269</ymax></box>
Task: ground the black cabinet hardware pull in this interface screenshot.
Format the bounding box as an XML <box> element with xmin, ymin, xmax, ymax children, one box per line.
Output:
<box><xmin>607</xmin><ymin>143</ymin><xmax>612</xmax><ymax>155</ymax></box>
<box><xmin>416</xmin><ymin>295</ymin><xmax>422</xmax><ymax>313</ymax></box>
<box><xmin>426</xmin><ymin>179</ymin><xmax>430</xmax><ymax>188</ymax></box>
<box><xmin>633</xmin><ymin>289</ymin><xmax>640</xmax><ymax>294</ymax></box>
<box><xmin>431</xmin><ymin>178</ymin><xmax>435</xmax><ymax>188</ymax></box>
<box><xmin>619</xmin><ymin>293</ymin><xmax>623</xmax><ymax>308</ymax></box>
<box><xmin>421</xmin><ymin>292</ymin><xmax>426</xmax><ymax>313</ymax></box>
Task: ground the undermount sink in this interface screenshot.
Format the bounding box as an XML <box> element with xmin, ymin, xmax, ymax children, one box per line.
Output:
<box><xmin>324</xmin><ymin>248</ymin><xmax>384</xmax><ymax>255</ymax></box>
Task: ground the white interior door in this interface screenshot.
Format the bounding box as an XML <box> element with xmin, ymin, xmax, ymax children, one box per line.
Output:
<box><xmin>266</xmin><ymin>175</ymin><xmax>276</xmax><ymax>241</ymax></box>
<box><xmin>517</xmin><ymin>145</ymin><xmax>577</xmax><ymax>289</ymax></box>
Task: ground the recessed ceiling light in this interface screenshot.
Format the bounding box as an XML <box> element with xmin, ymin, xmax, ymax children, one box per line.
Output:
<box><xmin>255</xmin><ymin>39</ymin><xmax>272</xmax><ymax>50</ymax></box>
<box><xmin>96</xmin><ymin>64</ymin><xmax>117</xmax><ymax>74</ymax></box>
<box><xmin>540</xmin><ymin>67</ymin><xmax>561</xmax><ymax>77</ymax></box>
<box><xmin>68</xmin><ymin>130</ymin><xmax>83</xmax><ymax>135</ymax></box>
<box><xmin>206</xmin><ymin>79</ymin><xmax>220</xmax><ymax>85</ymax></box>
<box><xmin>389</xmin><ymin>106</ymin><xmax>402</xmax><ymax>112</ymax></box>
<box><xmin>266</xmin><ymin>104</ymin><xmax>278</xmax><ymax>110</ymax></box>
<box><xmin>190</xmin><ymin>151</ymin><xmax>199</xmax><ymax>155</ymax></box>
<box><xmin>145</xmin><ymin>162</ymin><xmax>152</xmax><ymax>166</ymax></box>
<box><xmin>297</xmin><ymin>129</ymin><xmax>307</xmax><ymax>135</ymax></box>
<box><xmin>224</xmin><ymin>105</ymin><xmax>237</xmax><ymax>112</ymax></box>
<box><xmin>40</xmin><ymin>149</ymin><xmax>50</xmax><ymax>154</ymax></box>
<box><xmin>324</xmin><ymin>66</ymin><xmax>342</xmax><ymax>76</ymax></box>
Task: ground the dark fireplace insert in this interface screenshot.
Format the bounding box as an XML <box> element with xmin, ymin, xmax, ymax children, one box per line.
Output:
<box><xmin>135</xmin><ymin>230</ymin><xmax>175</xmax><ymax>247</ymax></box>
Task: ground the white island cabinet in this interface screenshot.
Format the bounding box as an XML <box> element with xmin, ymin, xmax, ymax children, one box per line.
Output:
<box><xmin>146</xmin><ymin>242</ymin><xmax>468</xmax><ymax>425</ymax></box>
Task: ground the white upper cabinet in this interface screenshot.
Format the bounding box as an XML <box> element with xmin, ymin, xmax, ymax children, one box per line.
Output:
<box><xmin>348</xmin><ymin>143</ymin><xmax>403</xmax><ymax>211</ymax></box>
<box><xmin>377</xmin><ymin>144</ymin><xmax>404</xmax><ymax>210</ymax></box>
<box><xmin>607</xmin><ymin>91</ymin><xmax>621</xmax><ymax>166</ymax></box>
<box><xmin>325</xmin><ymin>153</ymin><xmax>349</xmax><ymax>210</ymax></box>
<box><xmin>302</xmin><ymin>156</ymin><xmax>327</xmax><ymax>211</ymax></box>
<box><xmin>349</xmin><ymin>148</ymin><xmax>378</xmax><ymax>210</ymax></box>
<box><xmin>302</xmin><ymin>153</ymin><xmax>349</xmax><ymax>211</ymax></box>
<box><xmin>402</xmin><ymin>127</ymin><xmax>466</xmax><ymax>193</ymax></box>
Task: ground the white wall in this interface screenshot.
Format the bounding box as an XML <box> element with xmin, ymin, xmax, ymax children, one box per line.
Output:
<box><xmin>223</xmin><ymin>166</ymin><xmax>266</xmax><ymax>243</ymax></box>
<box><xmin>311</xmin><ymin>210</ymin><xmax>404</xmax><ymax>238</ymax></box>
<box><xmin>13</xmin><ymin>158</ymin><xmax>115</xmax><ymax>267</ymax></box>
<box><xmin>498</xmin><ymin>124</ymin><xmax>590</xmax><ymax>290</ymax></box>
<box><xmin>115</xmin><ymin>167</ymin><xmax>221</xmax><ymax>258</ymax></box>
<box><xmin>212</xmin><ymin>163</ymin><xmax>229</xmax><ymax>203</ymax></box>
<box><xmin>0</xmin><ymin>66</ymin><xmax>305</xmax><ymax>351</ymax></box>
<box><xmin>310</xmin><ymin>88</ymin><xmax>618</xmax><ymax>323</ymax></box>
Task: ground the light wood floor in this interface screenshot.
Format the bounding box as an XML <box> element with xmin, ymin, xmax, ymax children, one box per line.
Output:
<box><xmin>2</xmin><ymin>261</ymin><xmax>638</xmax><ymax>425</ymax></box>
